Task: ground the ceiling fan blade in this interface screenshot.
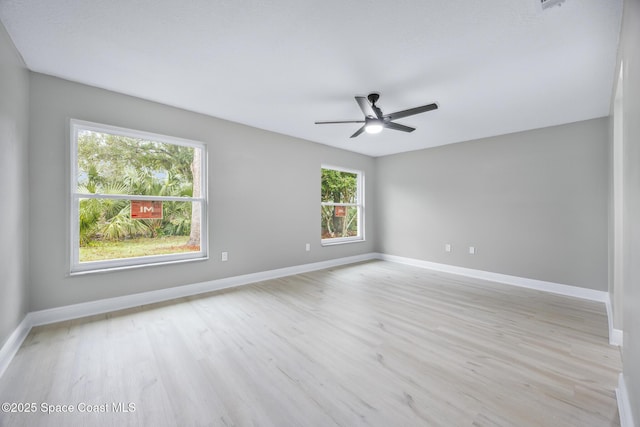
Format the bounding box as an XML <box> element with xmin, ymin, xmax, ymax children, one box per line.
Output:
<box><xmin>385</xmin><ymin>103</ymin><xmax>438</xmax><ymax>121</ymax></box>
<box><xmin>350</xmin><ymin>125</ymin><xmax>367</xmax><ymax>138</ymax></box>
<box><xmin>385</xmin><ymin>121</ymin><xmax>415</xmax><ymax>133</ymax></box>
<box><xmin>315</xmin><ymin>120</ymin><xmax>365</xmax><ymax>124</ymax></box>
<box><xmin>355</xmin><ymin>96</ymin><xmax>378</xmax><ymax>118</ymax></box>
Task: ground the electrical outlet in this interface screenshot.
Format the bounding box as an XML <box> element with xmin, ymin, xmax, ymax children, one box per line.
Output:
<box><xmin>305</xmin><ymin>243</ymin><xmax>311</xmax><ymax>251</ymax></box>
<box><xmin>221</xmin><ymin>251</ymin><xmax>228</xmax><ymax>262</ymax></box>
<box><xmin>445</xmin><ymin>243</ymin><xmax>451</xmax><ymax>252</ymax></box>
<box><xmin>469</xmin><ymin>246</ymin><xmax>476</xmax><ymax>255</ymax></box>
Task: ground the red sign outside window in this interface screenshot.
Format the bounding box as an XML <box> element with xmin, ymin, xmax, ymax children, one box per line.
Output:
<box><xmin>334</xmin><ymin>206</ymin><xmax>346</xmax><ymax>217</ymax></box>
<box><xmin>131</xmin><ymin>200</ymin><xmax>163</xmax><ymax>219</ymax></box>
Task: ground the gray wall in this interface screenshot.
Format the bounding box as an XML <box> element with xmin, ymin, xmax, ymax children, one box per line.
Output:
<box><xmin>28</xmin><ymin>73</ymin><xmax>375</xmax><ymax>311</ymax></box>
<box><xmin>375</xmin><ymin>118</ymin><xmax>609</xmax><ymax>291</ymax></box>
<box><xmin>615</xmin><ymin>0</ymin><xmax>640</xmax><ymax>422</ymax></box>
<box><xmin>0</xmin><ymin>22</ymin><xmax>29</xmax><ymax>347</ymax></box>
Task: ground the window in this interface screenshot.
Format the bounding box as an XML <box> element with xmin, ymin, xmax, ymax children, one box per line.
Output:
<box><xmin>321</xmin><ymin>166</ymin><xmax>364</xmax><ymax>244</ymax></box>
<box><xmin>70</xmin><ymin>120</ymin><xmax>207</xmax><ymax>273</ymax></box>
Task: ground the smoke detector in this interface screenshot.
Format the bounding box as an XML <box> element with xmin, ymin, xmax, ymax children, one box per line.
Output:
<box><xmin>540</xmin><ymin>0</ymin><xmax>566</xmax><ymax>9</ymax></box>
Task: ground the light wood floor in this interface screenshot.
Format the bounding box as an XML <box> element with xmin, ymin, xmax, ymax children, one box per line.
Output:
<box><xmin>0</xmin><ymin>261</ymin><xmax>621</xmax><ymax>426</ymax></box>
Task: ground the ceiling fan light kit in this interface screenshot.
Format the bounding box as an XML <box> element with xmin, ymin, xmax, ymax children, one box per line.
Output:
<box><xmin>365</xmin><ymin>122</ymin><xmax>383</xmax><ymax>134</ymax></box>
<box><xmin>315</xmin><ymin>93</ymin><xmax>438</xmax><ymax>139</ymax></box>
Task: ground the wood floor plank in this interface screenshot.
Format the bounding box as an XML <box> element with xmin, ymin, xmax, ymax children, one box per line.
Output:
<box><xmin>0</xmin><ymin>261</ymin><xmax>621</xmax><ymax>426</ymax></box>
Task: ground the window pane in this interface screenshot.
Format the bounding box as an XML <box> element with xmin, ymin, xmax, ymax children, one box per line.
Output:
<box><xmin>76</xmin><ymin>129</ymin><xmax>198</xmax><ymax>197</ymax></box>
<box><xmin>71</xmin><ymin>120</ymin><xmax>207</xmax><ymax>272</ymax></box>
<box><xmin>321</xmin><ymin>206</ymin><xmax>359</xmax><ymax>239</ymax></box>
<box><xmin>78</xmin><ymin>198</ymin><xmax>201</xmax><ymax>262</ymax></box>
<box><xmin>321</xmin><ymin>169</ymin><xmax>358</xmax><ymax>204</ymax></box>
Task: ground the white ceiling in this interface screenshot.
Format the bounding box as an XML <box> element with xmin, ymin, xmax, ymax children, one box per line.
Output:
<box><xmin>0</xmin><ymin>0</ymin><xmax>623</xmax><ymax>157</ymax></box>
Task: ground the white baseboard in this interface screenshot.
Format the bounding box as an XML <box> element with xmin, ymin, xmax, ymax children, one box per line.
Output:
<box><xmin>379</xmin><ymin>254</ymin><xmax>624</xmax><ymax>346</ymax></box>
<box><xmin>28</xmin><ymin>253</ymin><xmax>378</xmax><ymax>327</ymax></box>
<box><xmin>0</xmin><ymin>253</ymin><xmax>377</xmax><ymax>378</ymax></box>
<box><xmin>611</xmin><ymin>328</ymin><xmax>623</xmax><ymax>347</ymax></box>
<box><xmin>380</xmin><ymin>254</ymin><xmax>629</xmax><ymax>424</ymax></box>
<box><xmin>617</xmin><ymin>373</ymin><xmax>636</xmax><ymax>427</ymax></box>
<box><xmin>0</xmin><ymin>252</ymin><xmax>630</xmax><ymax>425</ymax></box>
<box><xmin>0</xmin><ymin>315</ymin><xmax>32</xmax><ymax>379</ymax></box>
<box><xmin>0</xmin><ymin>252</ymin><xmax>622</xmax><ymax>386</ymax></box>
<box><xmin>604</xmin><ymin>297</ymin><xmax>624</xmax><ymax>347</ymax></box>
<box><xmin>378</xmin><ymin>253</ymin><xmax>609</xmax><ymax>303</ymax></box>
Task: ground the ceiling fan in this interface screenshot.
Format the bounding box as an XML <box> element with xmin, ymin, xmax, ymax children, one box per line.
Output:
<box><xmin>315</xmin><ymin>93</ymin><xmax>438</xmax><ymax>138</ymax></box>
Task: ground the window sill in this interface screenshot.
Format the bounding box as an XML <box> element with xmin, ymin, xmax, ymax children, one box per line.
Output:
<box><xmin>69</xmin><ymin>255</ymin><xmax>209</xmax><ymax>276</ymax></box>
<box><xmin>321</xmin><ymin>237</ymin><xmax>365</xmax><ymax>247</ymax></box>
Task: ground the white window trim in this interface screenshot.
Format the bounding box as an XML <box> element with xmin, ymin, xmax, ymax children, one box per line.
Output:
<box><xmin>69</xmin><ymin>119</ymin><xmax>208</xmax><ymax>274</ymax></box>
<box><xmin>321</xmin><ymin>165</ymin><xmax>365</xmax><ymax>246</ymax></box>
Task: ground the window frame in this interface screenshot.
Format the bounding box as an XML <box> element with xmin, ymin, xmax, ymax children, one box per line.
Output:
<box><xmin>320</xmin><ymin>165</ymin><xmax>365</xmax><ymax>246</ymax></box>
<box><xmin>69</xmin><ymin>119</ymin><xmax>208</xmax><ymax>274</ymax></box>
